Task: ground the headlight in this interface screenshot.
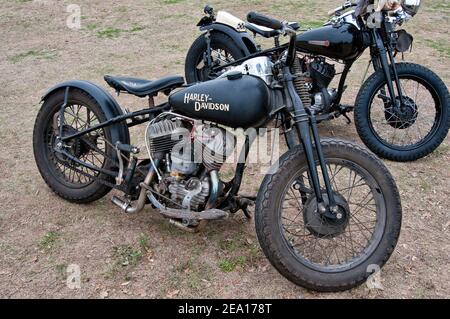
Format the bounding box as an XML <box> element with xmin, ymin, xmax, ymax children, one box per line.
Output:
<box><xmin>402</xmin><ymin>0</ymin><xmax>421</xmax><ymax>17</ymax></box>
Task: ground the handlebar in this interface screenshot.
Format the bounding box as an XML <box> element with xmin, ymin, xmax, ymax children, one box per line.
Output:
<box><xmin>247</xmin><ymin>11</ymin><xmax>284</xmax><ymax>30</ymax></box>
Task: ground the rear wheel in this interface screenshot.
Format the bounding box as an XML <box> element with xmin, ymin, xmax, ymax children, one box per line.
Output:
<box><xmin>33</xmin><ymin>89</ymin><xmax>115</xmax><ymax>203</ymax></box>
<box><xmin>255</xmin><ymin>139</ymin><xmax>402</xmax><ymax>291</ymax></box>
<box><xmin>185</xmin><ymin>32</ymin><xmax>245</xmax><ymax>83</ymax></box>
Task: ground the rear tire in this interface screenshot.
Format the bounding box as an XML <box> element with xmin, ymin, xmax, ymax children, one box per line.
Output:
<box><xmin>185</xmin><ymin>32</ymin><xmax>246</xmax><ymax>84</ymax></box>
<box><xmin>33</xmin><ymin>89</ymin><xmax>114</xmax><ymax>203</ymax></box>
<box><xmin>255</xmin><ymin>139</ymin><xmax>402</xmax><ymax>292</ymax></box>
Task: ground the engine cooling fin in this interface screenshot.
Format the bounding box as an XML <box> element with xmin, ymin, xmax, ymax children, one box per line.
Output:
<box><xmin>147</xmin><ymin>119</ymin><xmax>185</xmax><ymax>158</ymax></box>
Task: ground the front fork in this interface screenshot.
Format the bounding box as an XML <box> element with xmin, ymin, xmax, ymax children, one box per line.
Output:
<box><xmin>371</xmin><ymin>29</ymin><xmax>405</xmax><ymax>106</ymax></box>
<box><xmin>284</xmin><ymin>68</ymin><xmax>338</xmax><ymax>217</ymax></box>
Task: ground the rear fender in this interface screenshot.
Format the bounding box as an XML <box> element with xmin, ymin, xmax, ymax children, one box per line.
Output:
<box><xmin>41</xmin><ymin>80</ymin><xmax>131</xmax><ymax>150</ymax></box>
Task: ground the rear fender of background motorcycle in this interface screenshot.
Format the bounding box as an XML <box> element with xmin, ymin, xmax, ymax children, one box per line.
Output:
<box><xmin>200</xmin><ymin>23</ymin><xmax>259</xmax><ymax>56</ymax></box>
<box><xmin>41</xmin><ymin>80</ymin><xmax>131</xmax><ymax>155</ymax></box>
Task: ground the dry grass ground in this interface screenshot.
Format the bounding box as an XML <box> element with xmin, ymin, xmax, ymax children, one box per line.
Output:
<box><xmin>0</xmin><ymin>0</ymin><xmax>449</xmax><ymax>299</ymax></box>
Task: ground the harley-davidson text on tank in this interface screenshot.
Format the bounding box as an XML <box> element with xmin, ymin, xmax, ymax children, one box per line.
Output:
<box><xmin>184</xmin><ymin>93</ymin><xmax>230</xmax><ymax>112</ymax></box>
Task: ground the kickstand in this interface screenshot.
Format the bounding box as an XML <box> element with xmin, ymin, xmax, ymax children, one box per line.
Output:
<box><xmin>343</xmin><ymin>113</ymin><xmax>352</xmax><ymax>124</ymax></box>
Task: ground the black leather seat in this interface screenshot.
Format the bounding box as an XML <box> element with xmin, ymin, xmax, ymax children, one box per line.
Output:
<box><xmin>104</xmin><ymin>75</ymin><xmax>185</xmax><ymax>97</ymax></box>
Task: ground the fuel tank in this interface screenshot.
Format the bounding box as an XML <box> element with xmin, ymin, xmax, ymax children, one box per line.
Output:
<box><xmin>296</xmin><ymin>23</ymin><xmax>365</xmax><ymax>60</ymax></box>
<box><xmin>169</xmin><ymin>74</ymin><xmax>271</xmax><ymax>129</ymax></box>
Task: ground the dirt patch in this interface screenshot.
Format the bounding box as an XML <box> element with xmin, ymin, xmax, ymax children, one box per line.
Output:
<box><xmin>0</xmin><ymin>0</ymin><xmax>449</xmax><ymax>298</ymax></box>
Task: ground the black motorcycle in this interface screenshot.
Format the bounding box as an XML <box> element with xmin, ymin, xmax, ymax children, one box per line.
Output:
<box><xmin>33</xmin><ymin>9</ymin><xmax>402</xmax><ymax>292</ymax></box>
<box><xmin>185</xmin><ymin>0</ymin><xmax>450</xmax><ymax>162</ymax></box>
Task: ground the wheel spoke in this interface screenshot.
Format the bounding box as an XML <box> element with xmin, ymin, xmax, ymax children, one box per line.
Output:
<box><xmin>280</xmin><ymin>159</ymin><xmax>384</xmax><ymax>270</ymax></box>
<box><xmin>369</xmin><ymin>77</ymin><xmax>439</xmax><ymax>148</ymax></box>
<box><xmin>46</xmin><ymin>103</ymin><xmax>107</xmax><ymax>187</ymax></box>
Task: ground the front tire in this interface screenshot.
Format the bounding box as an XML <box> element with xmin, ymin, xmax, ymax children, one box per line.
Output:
<box><xmin>255</xmin><ymin>139</ymin><xmax>402</xmax><ymax>292</ymax></box>
<box><xmin>355</xmin><ymin>63</ymin><xmax>450</xmax><ymax>161</ymax></box>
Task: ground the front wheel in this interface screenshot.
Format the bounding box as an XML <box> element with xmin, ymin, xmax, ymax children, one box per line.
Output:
<box><xmin>355</xmin><ymin>63</ymin><xmax>450</xmax><ymax>161</ymax></box>
<box><xmin>255</xmin><ymin>139</ymin><xmax>402</xmax><ymax>292</ymax></box>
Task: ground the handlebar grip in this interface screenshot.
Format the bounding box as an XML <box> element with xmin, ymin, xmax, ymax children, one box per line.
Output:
<box><xmin>204</xmin><ymin>5</ymin><xmax>214</xmax><ymax>15</ymax></box>
<box><xmin>247</xmin><ymin>11</ymin><xmax>283</xmax><ymax>30</ymax></box>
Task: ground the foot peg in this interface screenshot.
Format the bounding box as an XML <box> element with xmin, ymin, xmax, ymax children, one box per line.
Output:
<box><xmin>115</xmin><ymin>142</ymin><xmax>140</xmax><ymax>154</ymax></box>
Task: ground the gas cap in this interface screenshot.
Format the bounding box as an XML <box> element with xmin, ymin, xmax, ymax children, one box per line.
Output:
<box><xmin>226</xmin><ymin>71</ymin><xmax>243</xmax><ymax>80</ymax></box>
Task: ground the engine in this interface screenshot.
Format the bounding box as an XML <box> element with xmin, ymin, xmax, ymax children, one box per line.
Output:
<box><xmin>293</xmin><ymin>56</ymin><xmax>337</xmax><ymax>113</ymax></box>
<box><xmin>146</xmin><ymin>118</ymin><xmax>236</xmax><ymax>210</ymax></box>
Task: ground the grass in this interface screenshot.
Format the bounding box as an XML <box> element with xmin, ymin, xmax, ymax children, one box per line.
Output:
<box><xmin>95</xmin><ymin>65</ymin><xmax>116</xmax><ymax>76</ymax></box>
<box><xmin>130</xmin><ymin>25</ymin><xmax>146</xmax><ymax>33</ymax></box>
<box><xmin>114</xmin><ymin>245</ymin><xmax>143</xmax><ymax>266</ymax></box>
<box><xmin>162</xmin><ymin>0</ymin><xmax>185</xmax><ymax>4</ymax></box>
<box><xmin>303</xmin><ymin>20</ymin><xmax>326</xmax><ymax>29</ymax></box>
<box><xmin>432</xmin><ymin>144</ymin><xmax>449</xmax><ymax>157</ymax></box>
<box><xmin>165</xmin><ymin>252</ymin><xmax>213</xmax><ymax>293</ymax></box>
<box><xmin>218</xmin><ymin>237</ymin><xmax>263</xmax><ymax>272</ymax></box>
<box><xmin>138</xmin><ymin>234</ymin><xmax>151</xmax><ymax>251</ymax></box>
<box><xmin>420</xmin><ymin>180</ymin><xmax>431</xmax><ymax>193</ymax></box>
<box><xmin>39</xmin><ymin>231</ymin><xmax>60</xmax><ymax>250</ymax></box>
<box><xmin>218</xmin><ymin>256</ymin><xmax>248</xmax><ymax>272</ymax></box>
<box><xmin>219</xmin><ymin>168</ymin><xmax>235</xmax><ymax>181</ymax></box>
<box><xmin>104</xmin><ymin>243</ymin><xmax>144</xmax><ymax>278</ymax></box>
<box><xmin>427</xmin><ymin>0</ymin><xmax>450</xmax><ymax>11</ymax></box>
<box><xmin>8</xmin><ymin>49</ymin><xmax>58</xmax><ymax>64</ymax></box>
<box><xmin>96</xmin><ymin>27</ymin><xmax>123</xmax><ymax>39</ymax></box>
<box><xmin>55</xmin><ymin>264</ymin><xmax>67</xmax><ymax>281</ymax></box>
<box><xmin>116</xmin><ymin>6</ymin><xmax>128</xmax><ymax>13</ymax></box>
<box><xmin>96</xmin><ymin>25</ymin><xmax>147</xmax><ymax>39</ymax></box>
<box><xmin>425</xmin><ymin>39</ymin><xmax>450</xmax><ymax>58</ymax></box>
<box><xmin>86</xmin><ymin>23</ymin><xmax>97</xmax><ymax>31</ymax></box>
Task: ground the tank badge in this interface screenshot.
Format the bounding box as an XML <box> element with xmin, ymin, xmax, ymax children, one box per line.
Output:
<box><xmin>308</xmin><ymin>40</ymin><xmax>331</xmax><ymax>47</ymax></box>
<box><xmin>184</xmin><ymin>93</ymin><xmax>230</xmax><ymax>112</ymax></box>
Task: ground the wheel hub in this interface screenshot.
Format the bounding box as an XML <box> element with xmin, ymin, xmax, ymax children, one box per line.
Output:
<box><xmin>53</xmin><ymin>126</ymin><xmax>91</xmax><ymax>163</ymax></box>
<box><xmin>304</xmin><ymin>193</ymin><xmax>350</xmax><ymax>238</ymax></box>
<box><xmin>385</xmin><ymin>96</ymin><xmax>418</xmax><ymax>129</ymax></box>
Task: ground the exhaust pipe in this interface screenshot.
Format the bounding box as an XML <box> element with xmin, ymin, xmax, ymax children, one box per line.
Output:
<box><xmin>111</xmin><ymin>160</ymin><xmax>159</xmax><ymax>214</ymax></box>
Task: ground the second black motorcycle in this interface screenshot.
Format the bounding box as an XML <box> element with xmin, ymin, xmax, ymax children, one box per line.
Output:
<box><xmin>185</xmin><ymin>0</ymin><xmax>450</xmax><ymax>162</ymax></box>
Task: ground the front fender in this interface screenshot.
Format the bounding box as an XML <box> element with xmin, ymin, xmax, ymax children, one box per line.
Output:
<box><xmin>41</xmin><ymin>80</ymin><xmax>130</xmax><ymax>147</ymax></box>
<box><xmin>200</xmin><ymin>23</ymin><xmax>258</xmax><ymax>56</ymax></box>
